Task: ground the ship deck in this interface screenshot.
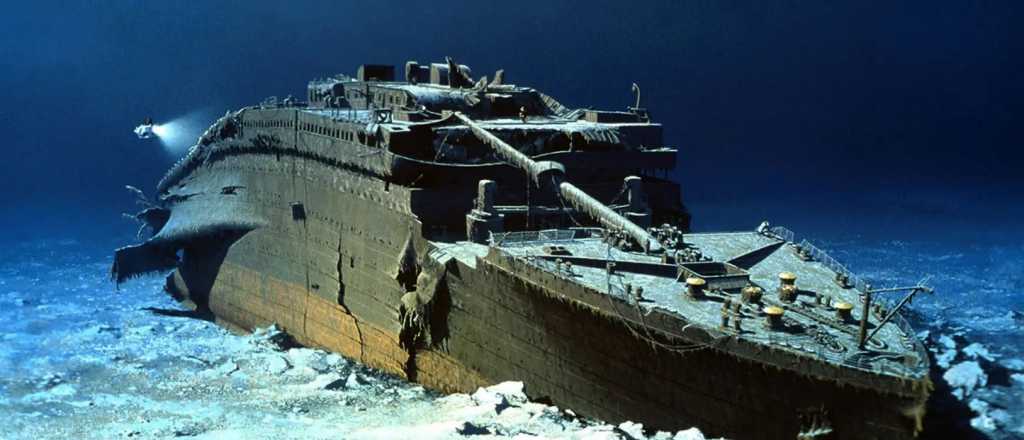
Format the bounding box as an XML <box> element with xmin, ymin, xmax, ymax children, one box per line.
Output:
<box><xmin>433</xmin><ymin>228</ymin><xmax>930</xmax><ymax>380</ymax></box>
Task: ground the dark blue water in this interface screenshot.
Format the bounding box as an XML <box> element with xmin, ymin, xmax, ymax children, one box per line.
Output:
<box><xmin>2</xmin><ymin>1</ymin><xmax>1022</xmax><ymax>438</ymax></box>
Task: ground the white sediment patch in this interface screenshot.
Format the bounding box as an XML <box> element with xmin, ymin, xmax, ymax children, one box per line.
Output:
<box><xmin>944</xmin><ymin>360</ymin><xmax>988</xmax><ymax>400</ymax></box>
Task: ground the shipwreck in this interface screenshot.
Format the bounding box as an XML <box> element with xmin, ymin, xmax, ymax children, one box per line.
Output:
<box><xmin>114</xmin><ymin>58</ymin><xmax>932</xmax><ymax>439</ymax></box>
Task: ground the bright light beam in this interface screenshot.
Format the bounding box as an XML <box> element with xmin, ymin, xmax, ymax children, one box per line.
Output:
<box><xmin>150</xmin><ymin>111</ymin><xmax>212</xmax><ymax>154</ymax></box>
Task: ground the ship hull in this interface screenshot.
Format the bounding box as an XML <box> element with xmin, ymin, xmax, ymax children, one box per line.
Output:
<box><xmin>155</xmin><ymin>151</ymin><xmax>926</xmax><ymax>440</ymax></box>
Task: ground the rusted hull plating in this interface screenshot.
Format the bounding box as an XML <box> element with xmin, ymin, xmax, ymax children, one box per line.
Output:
<box><xmin>168</xmin><ymin>231</ymin><xmax>927</xmax><ymax>440</ymax></box>
<box><xmin>152</xmin><ymin>152</ymin><xmax>926</xmax><ymax>440</ymax></box>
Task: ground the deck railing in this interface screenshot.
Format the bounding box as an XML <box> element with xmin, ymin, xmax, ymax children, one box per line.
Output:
<box><xmin>768</xmin><ymin>226</ymin><xmax>869</xmax><ymax>292</ymax></box>
<box><xmin>768</xmin><ymin>225</ymin><xmax>930</xmax><ymax>377</ymax></box>
<box><xmin>490</xmin><ymin>229</ymin><xmax>578</xmax><ymax>247</ymax></box>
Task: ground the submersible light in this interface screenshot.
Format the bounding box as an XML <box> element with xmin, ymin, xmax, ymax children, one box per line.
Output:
<box><xmin>134</xmin><ymin>111</ymin><xmax>211</xmax><ymax>154</ymax></box>
<box><xmin>133</xmin><ymin>121</ymin><xmax>156</xmax><ymax>139</ymax></box>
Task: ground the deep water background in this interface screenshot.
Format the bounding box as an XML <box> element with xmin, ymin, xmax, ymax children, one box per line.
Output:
<box><xmin>1</xmin><ymin>1</ymin><xmax>1022</xmax><ymax>438</ymax></box>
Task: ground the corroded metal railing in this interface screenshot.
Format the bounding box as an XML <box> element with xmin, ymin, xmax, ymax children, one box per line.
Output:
<box><xmin>768</xmin><ymin>226</ymin><xmax>869</xmax><ymax>292</ymax></box>
<box><xmin>797</xmin><ymin>239</ymin><xmax>871</xmax><ymax>293</ymax></box>
<box><xmin>490</xmin><ymin>229</ymin><xmax>579</xmax><ymax>246</ymax></box>
<box><xmin>768</xmin><ymin>225</ymin><xmax>930</xmax><ymax>377</ymax></box>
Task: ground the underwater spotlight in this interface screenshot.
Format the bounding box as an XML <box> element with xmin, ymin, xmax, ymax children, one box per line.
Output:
<box><xmin>132</xmin><ymin>111</ymin><xmax>210</xmax><ymax>153</ymax></box>
<box><xmin>134</xmin><ymin>117</ymin><xmax>157</xmax><ymax>139</ymax></box>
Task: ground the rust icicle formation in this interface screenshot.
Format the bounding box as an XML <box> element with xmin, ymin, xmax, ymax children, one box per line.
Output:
<box><xmin>113</xmin><ymin>58</ymin><xmax>932</xmax><ymax>440</ymax></box>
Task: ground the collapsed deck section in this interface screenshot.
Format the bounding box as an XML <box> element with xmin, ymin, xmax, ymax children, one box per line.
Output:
<box><xmin>153</xmin><ymin>105</ymin><xmax>686</xmax><ymax>244</ymax></box>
